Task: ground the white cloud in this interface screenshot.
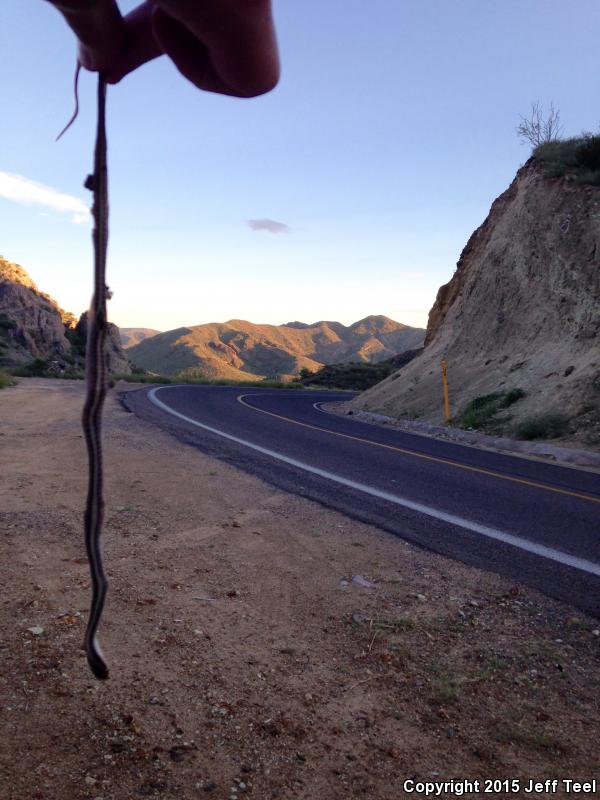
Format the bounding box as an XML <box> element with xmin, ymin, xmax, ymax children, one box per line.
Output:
<box><xmin>247</xmin><ymin>218</ymin><xmax>290</xmax><ymax>234</ymax></box>
<box><xmin>0</xmin><ymin>171</ymin><xmax>90</xmax><ymax>225</ymax></box>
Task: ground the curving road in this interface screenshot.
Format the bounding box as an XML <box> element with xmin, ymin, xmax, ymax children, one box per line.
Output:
<box><xmin>124</xmin><ymin>385</ymin><xmax>600</xmax><ymax>616</ymax></box>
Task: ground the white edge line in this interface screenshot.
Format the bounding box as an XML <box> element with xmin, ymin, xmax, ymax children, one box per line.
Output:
<box><xmin>148</xmin><ymin>386</ymin><xmax>600</xmax><ymax>579</ymax></box>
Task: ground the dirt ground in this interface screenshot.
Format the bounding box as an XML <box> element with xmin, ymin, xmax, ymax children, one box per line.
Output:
<box><xmin>1</xmin><ymin>378</ymin><xmax>599</xmax><ymax>800</ymax></box>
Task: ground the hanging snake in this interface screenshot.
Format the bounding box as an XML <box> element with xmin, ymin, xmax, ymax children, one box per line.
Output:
<box><xmin>81</xmin><ymin>76</ymin><xmax>110</xmax><ymax>680</ymax></box>
<box><xmin>55</xmin><ymin>52</ymin><xmax>110</xmax><ymax>678</ymax></box>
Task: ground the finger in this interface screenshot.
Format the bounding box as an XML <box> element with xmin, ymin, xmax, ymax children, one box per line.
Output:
<box><xmin>103</xmin><ymin>3</ymin><xmax>164</xmax><ymax>85</ymax></box>
<box><xmin>150</xmin><ymin>8</ymin><xmax>236</xmax><ymax>95</ymax></box>
<box><xmin>153</xmin><ymin>0</ymin><xmax>280</xmax><ymax>97</ymax></box>
<box><xmin>46</xmin><ymin>0</ymin><xmax>126</xmax><ymax>71</ymax></box>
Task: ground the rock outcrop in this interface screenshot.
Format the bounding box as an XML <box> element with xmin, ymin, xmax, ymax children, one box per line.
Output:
<box><xmin>75</xmin><ymin>312</ymin><xmax>132</xmax><ymax>375</ymax></box>
<box><xmin>128</xmin><ymin>315</ymin><xmax>425</xmax><ymax>380</ymax></box>
<box><xmin>0</xmin><ymin>258</ymin><xmax>74</xmax><ymax>367</ymax></box>
<box><xmin>0</xmin><ymin>256</ymin><xmax>131</xmax><ymax>375</ymax></box>
<box><xmin>352</xmin><ymin>159</ymin><xmax>600</xmax><ymax>445</ymax></box>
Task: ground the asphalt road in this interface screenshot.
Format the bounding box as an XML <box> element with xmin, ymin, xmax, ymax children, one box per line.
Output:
<box><xmin>124</xmin><ymin>385</ymin><xmax>600</xmax><ymax>617</ymax></box>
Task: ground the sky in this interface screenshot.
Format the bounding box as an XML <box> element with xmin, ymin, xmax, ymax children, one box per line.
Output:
<box><xmin>1</xmin><ymin>1</ymin><xmax>599</xmax><ymax>332</ymax></box>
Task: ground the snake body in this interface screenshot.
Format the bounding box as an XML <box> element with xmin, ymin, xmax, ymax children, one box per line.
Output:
<box><xmin>82</xmin><ymin>77</ymin><xmax>110</xmax><ymax>680</ymax></box>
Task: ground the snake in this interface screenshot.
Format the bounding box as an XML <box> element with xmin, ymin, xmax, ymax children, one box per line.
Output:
<box><xmin>81</xmin><ymin>75</ymin><xmax>110</xmax><ymax>680</ymax></box>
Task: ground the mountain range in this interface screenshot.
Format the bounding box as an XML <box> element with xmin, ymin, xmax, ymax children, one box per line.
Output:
<box><xmin>127</xmin><ymin>317</ymin><xmax>426</xmax><ymax>380</ymax></box>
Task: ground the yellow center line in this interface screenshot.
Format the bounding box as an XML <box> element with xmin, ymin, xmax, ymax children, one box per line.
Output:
<box><xmin>237</xmin><ymin>395</ymin><xmax>600</xmax><ymax>506</ymax></box>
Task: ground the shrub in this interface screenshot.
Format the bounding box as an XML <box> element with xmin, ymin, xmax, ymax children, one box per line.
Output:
<box><xmin>454</xmin><ymin>388</ymin><xmax>526</xmax><ymax>431</ymax></box>
<box><xmin>514</xmin><ymin>413</ymin><xmax>570</xmax><ymax>440</ymax></box>
<box><xmin>299</xmin><ymin>361</ymin><xmax>393</xmax><ymax>391</ymax></box>
<box><xmin>575</xmin><ymin>136</ymin><xmax>600</xmax><ymax>169</ymax></box>
<box><xmin>0</xmin><ymin>370</ymin><xmax>15</xmax><ymax>389</ymax></box>
<box><xmin>65</xmin><ymin>326</ymin><xmax>86</xmax><ymax>356</ymax></box>
<box><xmin>517</xmin><ymin>102</ymin><xmax>563</xmax><ymax>148</ymax></box>
<box><xmin>455</xmin><ymin>394</ymin><xmax>502</xmax><ymax>429</ymax></box>
<box><xmin>10</xmin><ymin>358</ymin><xmax>49</xmax><ymax>377</ymax></box>
<box><xmin>0</xmin><ymin>313</ymin><xmax>16</xmax><ymax>332</ymax></box>
<box><xmin>501</xmin><ymin>387</ymin><xmax>526</xmax><ymax>407</ymax></box>
<box><xmin>533</xmin><ymin>134</ymin><xmax>600</xmax><ymax>185</ymax></box>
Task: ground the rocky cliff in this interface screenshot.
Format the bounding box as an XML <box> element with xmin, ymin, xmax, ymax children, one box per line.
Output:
<box><xmin>352</xmin><ymin>159</ymin><xmax>600</xmax><ymax>446</ymax></box>
<box><xmin>0</xmin><ymin>256</ymin><xmax>131</xmax><ymax>375</ymax></box>
<box><xmin>127</xmin><ymin>316</ymin><xmax>425</xmax><ymax>380</ymax></box>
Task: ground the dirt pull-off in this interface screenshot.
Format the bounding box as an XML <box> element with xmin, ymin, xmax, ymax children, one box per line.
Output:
<box><xmin>1</xmin><ymin>379</ymin><xmax>599</xmax><ymax>800</ymax></box>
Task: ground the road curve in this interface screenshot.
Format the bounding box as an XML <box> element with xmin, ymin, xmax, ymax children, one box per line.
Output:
<box><xmin>124</xmin><ymin>385</ymin><xmax>600</xmax><ymax>617</ymax></box>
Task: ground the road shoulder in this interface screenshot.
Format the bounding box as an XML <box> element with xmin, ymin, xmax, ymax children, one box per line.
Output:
<box><xmin>1</xmin><ymin>378</ymin><xmax>599</xmax><ymax>799</ymax></box>
<box><xmin>322</xmin><ymin>401</ymin><xmax>600</xmax><ymax>471</ymax></box>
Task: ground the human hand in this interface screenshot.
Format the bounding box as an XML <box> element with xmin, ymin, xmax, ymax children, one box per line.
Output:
<box><xmin>45</xmin><ymin>0</ymin><xmax>280</xmax><ymax>97</ymax></box>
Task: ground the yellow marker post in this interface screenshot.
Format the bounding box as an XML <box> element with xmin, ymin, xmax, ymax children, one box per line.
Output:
<box><xmin>441</xmin><ymin>359</ymin><xmax>450</xmax><ymax>422</ymax></box>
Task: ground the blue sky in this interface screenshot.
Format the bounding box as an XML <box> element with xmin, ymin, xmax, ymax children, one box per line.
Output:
<box><xmin>2</xmin><ymin>1</ymin><xmax>599</xmax><ymax>331</ymax></box>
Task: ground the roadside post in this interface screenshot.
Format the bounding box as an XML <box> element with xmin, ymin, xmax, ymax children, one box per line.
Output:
<box><xmin>441</xmin><ymin>359</ymin><xmax>450</xmax><ymax>422</ymax></box>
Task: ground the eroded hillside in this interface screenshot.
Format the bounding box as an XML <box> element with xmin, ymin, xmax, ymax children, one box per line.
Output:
<box><xmin>352</xmin><ymin>159</ymin><xmax>600</xmax><ymax>447</ymax></box>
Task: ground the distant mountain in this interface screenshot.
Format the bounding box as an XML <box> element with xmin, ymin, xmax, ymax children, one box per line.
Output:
<box><xmin>127</xmin><ymin>315</ymin><xmax>426</xmax><ymax>380</ymax></box>
<box><xmin>0</xmin><ymin>255</ymin><xmax>131</xmax><ymax>375</ymax></box>
<box><xmin>120</xmin><ymin>327</ymin><xmax>161</xmax><ymax>349</ymax></box>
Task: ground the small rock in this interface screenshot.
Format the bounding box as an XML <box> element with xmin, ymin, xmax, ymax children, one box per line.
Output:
<box><xmin>169</xmin><ymin>744</ymin><xmax>191</xmax><ymax>762</ymax></box>
<box><xmin>84</xmin><ymin>776</ymin><xmax>97</xmax><ymax>786</ymax></box>
<box><xmin>351</xmin><ymin>612</ymin><xmax>369</xmax><ymax>625</ymax></box>
<box><xmin>339</xmin><ymin>580</ymin><xmax>349</xmax><ymax>588</ymax></box>
<box><xmin>352</xmin><ymin>575</ymin><xmax>375</xmax><ymax>588</ymax></box>
<box><xmin>415</xmin><ymin>594</ymin><xmax>427</xmax><ymax>602</ymax></box>
<box><xmin>28</xmin><ymin>626</ymin><xmax>44</xmax><ymax>636</ymax></box>
<box><xmin>109</xmin><ymin>738</ymin><xmax>127</xmax><ymax>754</ymax></box>
<box><xmin>592</xmin><ymin>629</ymin><xmax>600</xmax><ymax>637</ymax></box>
<box><xmin>231</xmin><ymin>521</ymin><xmax>241</xmax><ymax>528</ymax></box>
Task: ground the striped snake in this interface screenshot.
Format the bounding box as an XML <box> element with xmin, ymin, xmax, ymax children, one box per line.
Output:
<box><xmin>81</xmin><ymin>76</ymin><xmax>110</xmax><ymax>680</ymax></box>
